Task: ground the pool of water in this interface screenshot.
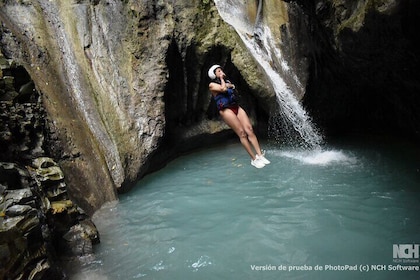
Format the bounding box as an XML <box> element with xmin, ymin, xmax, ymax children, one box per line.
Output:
<box><xmin>71</xmin><ymin>136</ymin><xmax>420</xmax><ymax>280</ymax></box>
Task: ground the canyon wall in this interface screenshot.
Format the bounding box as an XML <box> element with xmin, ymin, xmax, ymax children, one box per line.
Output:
<box><xmin>0</xmin><ymin>0</ymin><xmax>274</xmax><ymax>214</ymax></box>
<box><xmin>1</xmin><ymin>0</ymin><xmax>419</xmax><ymax>215</ymax></box>
<box><xmin>284</xmin><ymin>0</ymin><xmax>420</xmax><ymax>137</ymax></box>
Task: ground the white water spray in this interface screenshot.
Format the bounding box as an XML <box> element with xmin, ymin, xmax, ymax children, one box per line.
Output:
<box><xmin>214</xmin><ymin>0</ymin><xmax>323</xmax><ymax>149</ymax></box>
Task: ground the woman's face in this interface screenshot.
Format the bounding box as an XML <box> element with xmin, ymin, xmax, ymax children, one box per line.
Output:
<box><xmin>215</xmin><ymin>68</ymin><xmax>225</xmax><ymax>78</ymax></box>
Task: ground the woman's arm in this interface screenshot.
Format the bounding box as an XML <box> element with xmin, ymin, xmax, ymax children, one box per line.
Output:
<box><xmin>226</xmin><ymin>80</ymin><xmax>236</xmax><ymax>89</ymax></box>
<box><xmin>209</xmin><ymin>76</ymin><xmax>235</xmax><ymax>94</ymax></box>
<box><xmin>209</xmin><ymin>77</ymin><xmax>227</xmax><ymax>93</ymax></box>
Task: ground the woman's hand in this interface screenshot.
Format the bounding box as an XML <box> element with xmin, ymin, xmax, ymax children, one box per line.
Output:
<box><xmin>209</xmin><ymin>69</ymin><xmax>235</xmax><ymax>94</ymax></box>
<box><xmin>218</xmin><ymin>71</ymin><xmax>226</xmax><ymax>80</ymax></box>
<box><xmin>226</xmin><ymin>81</ymin><xmax>236</xmax><ymax>89</ymax></box>
<box><xmin>219</xmin><ymin>72</ymin><xmax>236</xmax><ymax>89</ymax></box>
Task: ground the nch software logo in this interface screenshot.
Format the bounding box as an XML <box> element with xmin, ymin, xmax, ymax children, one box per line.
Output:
<box><xmin>393</xmin><ymin>244</ymin><xmax>419</xmax><ymax>263</ymax></box>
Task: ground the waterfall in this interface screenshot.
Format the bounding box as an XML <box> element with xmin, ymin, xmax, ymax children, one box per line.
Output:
<box><xmin>214</xmin><ymin>0</ymin><xmax>323</xmax><ymax>149</ymax></box>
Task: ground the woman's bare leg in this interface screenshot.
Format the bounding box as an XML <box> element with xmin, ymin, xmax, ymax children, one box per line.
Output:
<box><xmin>219</xmin><ymin>109</ymin><xmax>256</xmax><ymax>160</ymax></box>
<box><xmin>237</xmin><ymin>107</ymin><xmax>263</xmax><ymax>156</ymax></box>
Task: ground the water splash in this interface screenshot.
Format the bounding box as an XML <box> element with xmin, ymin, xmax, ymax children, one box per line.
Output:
<box><xmin>214</xmin><ymin>0</ymin><xmax>323</xmax><ymax>148</ymax></box>
<box><xmin>189</xmin><ymin>255</ymin><xmax>213</xmax><ymax>271</ymax></box>
<box><xmin>275</xmin><ymin>149</ymin><xmax>358</xmax><ymax>166</ymax></box>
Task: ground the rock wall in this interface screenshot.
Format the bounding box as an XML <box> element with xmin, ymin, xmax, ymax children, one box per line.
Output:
<box><xmin>0</xmin><ymin>160</ymin><xmax>99</xmax><ymax>279</ymax></box>
<box><xmin>0</xmin><ymin>56</ymin><xmax>99</xmax><ymax>279</ymax></box>
<box><xmin>0</xmin><ymin>0</ymin><xmax>274</xmax><ymax>213</ymax></box>
<box><xmin>286</xmin><ymin>0</ymin><xmax>420</xmax><ymax>138</ymax></box>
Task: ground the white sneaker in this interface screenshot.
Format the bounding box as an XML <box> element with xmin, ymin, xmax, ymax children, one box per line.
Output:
<box><xmin>251</xmin><ymin>158</ymin><xmax>265</xmax><ymax>168</ymax></box>
<box><xmin>256</xmin><ymin>154</ymin><xmax>270</xmax><ymax>165</ymax></box>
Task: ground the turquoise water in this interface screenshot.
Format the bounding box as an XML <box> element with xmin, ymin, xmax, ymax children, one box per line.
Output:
<box><xmin>72</xmin><ymin>137</ymin><xmax>420</xmax><ymax>280</ymax></box>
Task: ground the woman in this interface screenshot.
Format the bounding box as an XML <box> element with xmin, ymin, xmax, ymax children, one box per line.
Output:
<box><xmin>208</xmin><ymin>64</ymin><xmax>270</xmax><ymax>168</ymax></box>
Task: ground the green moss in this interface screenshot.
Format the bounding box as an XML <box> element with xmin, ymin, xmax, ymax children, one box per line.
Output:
<box><xmin>335</xmin><ymin>0</ymin><xmax>396</xmax><ymax>33</ymax></box>
<box><xmin>336</xmin><ymin>1</ymin><xmax>368</xmax><ymax>33</ymax></box>
<box><xmin>200</xmin><ymin>0</ymin><xmax>211</xmax><ymax>12</ymax></box>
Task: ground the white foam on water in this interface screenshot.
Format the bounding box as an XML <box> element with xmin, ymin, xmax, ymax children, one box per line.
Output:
<box><xmin>275</xmin><ymin>149</ymin><xmax>357</xmax><ymax>166</ymax></box>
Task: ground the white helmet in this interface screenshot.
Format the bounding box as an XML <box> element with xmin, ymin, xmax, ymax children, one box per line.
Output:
<box><xmin>208</xmin><ymin>64</ymin><xmax>221</xmax><ymax>80</ymax></box>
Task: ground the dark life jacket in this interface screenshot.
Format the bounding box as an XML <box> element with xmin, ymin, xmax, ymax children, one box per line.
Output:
<box><xmin>212</xmin><ymin>79</ymin><xmax>238</xmax><ymax>111</ymax></box>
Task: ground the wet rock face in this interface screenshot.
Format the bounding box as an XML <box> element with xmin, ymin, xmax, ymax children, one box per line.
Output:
<box><xmin>0</xmin><ymin>58</ymin><xmax>44</xmax><ymax>163</ymax></box>
<box><xmin>0</xmin><ymin>0</ymin><xmax>273</xmax><ymax>207</ymax></box>
<box><xmin>0</xmin><ymin>54</ymin><xmax>99</xmax><ymax>279</ymax></box>
<box><xmin>0</xmin><ymin>159</ymin><xmax>99</xmax><ymax>279</ymax></box>
<box><xmin>290</xmin><ymin>0</ymin><xmax>420</xmax><ymax>138</ymax></box>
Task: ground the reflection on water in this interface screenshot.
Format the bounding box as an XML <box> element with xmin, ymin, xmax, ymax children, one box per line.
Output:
<box><xmin>71</xmin><ymin>138</ymin><xmax>420</xmax><ymax>280</ymax></box>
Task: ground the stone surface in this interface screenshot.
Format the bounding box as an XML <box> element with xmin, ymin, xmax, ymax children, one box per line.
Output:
<box><xmin>0</xmin><ymin>53</ymin><xmax>100</xmax><ymax>278</ymax></box>
<box><xmin>286</xmin><ymin>0</ymin><xmax>420</xmax><ymax>138</ymax></box>
<box><xmin>0</xmin><ymin>0</ymin><xmax>273</xmax><ymax>212</ymax></box>
<box><xmin>0</xmin><ymin>159</ymin><xmax>100</xmax><ymax>279</ymax></box>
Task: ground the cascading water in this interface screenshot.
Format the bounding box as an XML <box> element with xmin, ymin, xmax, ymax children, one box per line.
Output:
<box><xmin>213</xmin><ymin>0</ymin><xmax>323</xmax><ymax>149</ymax></box>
